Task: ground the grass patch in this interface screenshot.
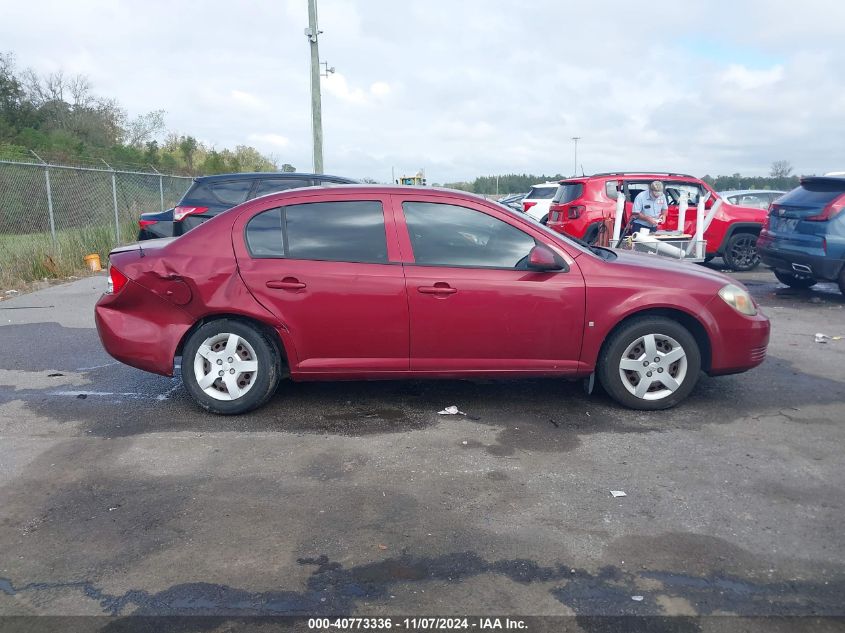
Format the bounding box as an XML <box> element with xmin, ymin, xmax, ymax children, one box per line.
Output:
<box><xmin>0</xmin><ymin>223</ymin><xmax>136</xmax><ymax>288</ymax></box>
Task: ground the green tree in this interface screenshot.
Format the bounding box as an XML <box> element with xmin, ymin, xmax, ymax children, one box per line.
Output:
<box><xmin>178</xmin><ymin>135</ymin><xmax>198</xmax><ymax>170</ymax></box>
<box><xmin>770</xmin><ymin>160</ymin><xmax>793</xmax><ymax>179</ymax></box>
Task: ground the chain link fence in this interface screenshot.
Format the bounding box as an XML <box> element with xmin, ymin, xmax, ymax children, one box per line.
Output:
<box><xmin>0</xmin><ymin>158</ymin><xmax>191</xmax><ymax>287</ymax></box>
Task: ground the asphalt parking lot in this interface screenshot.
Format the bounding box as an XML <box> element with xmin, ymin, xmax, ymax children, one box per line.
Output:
<box><xmin>0</xmin><ymin>265</ymin><xmax>844</xmax><ymax>625</ymax></box>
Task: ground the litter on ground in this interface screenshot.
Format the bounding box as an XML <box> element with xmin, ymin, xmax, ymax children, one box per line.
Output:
<box><xmin>610</xmin><ymin>490</ymin><xmax>627</xmax><ymax>498</ymax></box>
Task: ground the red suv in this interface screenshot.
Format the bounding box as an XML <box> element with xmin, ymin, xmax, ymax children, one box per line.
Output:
<box><xmin>546</xmin><ymin>172</ymin><xmax>767</xmax><ymax>270</ymax></box>
<box><xmin>96</xmin><ymin>186</ymin><xmax>769</xmax><ymax>415</ymax></box>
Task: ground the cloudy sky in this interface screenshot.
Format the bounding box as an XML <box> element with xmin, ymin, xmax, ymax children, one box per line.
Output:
<box><xmin>3</xmin><ymin>0</ymin><xmax>844</xmax><ymax>182</ymax></box>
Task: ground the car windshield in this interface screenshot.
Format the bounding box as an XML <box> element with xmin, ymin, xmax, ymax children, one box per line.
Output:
<box><xmin>526</xmin><ymin>186</ymin><xmax>557</xmax><ymax>200</ymax></box>
<box><xmin>552</xmin><ymin>183</ymin><xmax>584</xmax><ymax>204</ymax></box>
<box><xmin>491</xmin><ymin>201</ymin><xmax>597</xmax><ymax>256</ymax></box>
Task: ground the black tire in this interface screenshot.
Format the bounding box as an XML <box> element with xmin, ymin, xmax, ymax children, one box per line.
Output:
<box><xmin>723</xmin><ymin>232</ymin><xmax>760</xmax><ymax>271</ymax></box>
<box><xmin>182</xmin><ymin>319</ymin><xmax>281</xmax><ymax>415</ymax></box>
<box><xmin>597</xmin><ymin>317</ymin><xmax>701</xmax><ymax>411</ymax></box>
<box><xmin>704</xmin><ymin>255</ymin><xmax>715</xmax><ymax>263</ymax></box>
<box><xmin>774</xmin><ymin>270</ymin><xmax>817</xmax><ymax>289</ymax></box>
<box><xmin>838</xmin><ymin>268</ymin><xmax>845</xmax><ymax>296</ymax></box>
<box><xmin>540</xmin><ymin>215</ymin><xmax>549</xmax><ymax>226</ymax></box>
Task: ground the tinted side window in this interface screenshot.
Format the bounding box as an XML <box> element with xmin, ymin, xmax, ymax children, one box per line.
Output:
<box><xmin>403</xmin><ymin>201</ymin><xmax>536</xmax><ymax>269</ymax></box>
<box><xmin>210</xmin><ymin>180</ymin><xmax>253</xmax><ymax>205</ymax></box>
<box><xmin>245</xmin><ymin>208</ymin><xmax>284</xmax><ymax>257</ymax></box>
<box><xmin>286</xmin><ymin>201</ymin><xmax>387</xmax><ymax>263</ymax></box>
<box><xmin>183</xmin><ymin>182</ymin><xmax>216</xmax><ymax>205</ymax></box>
<box><xmin>254</xmin><ymin>179</ymin><xmax>311</xmax><ymax>197</ymax></box>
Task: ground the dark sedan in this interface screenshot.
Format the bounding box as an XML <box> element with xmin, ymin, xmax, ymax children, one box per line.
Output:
<box><xmin>138</xmin><ymin>171</ymin><xmax>357</xmax><ymax>240</ymax></box>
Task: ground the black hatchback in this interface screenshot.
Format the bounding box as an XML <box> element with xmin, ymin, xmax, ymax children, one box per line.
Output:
<box><xmin>138</xmin><ymin>172</ymin><xmax>357</xmax><ymax>240</ymax></box>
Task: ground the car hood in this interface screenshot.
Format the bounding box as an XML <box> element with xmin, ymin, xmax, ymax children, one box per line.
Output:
<box><xmin>603</xmin><ymin>248</ymin><xmax>737</xmax><ymax>287</ymax></box>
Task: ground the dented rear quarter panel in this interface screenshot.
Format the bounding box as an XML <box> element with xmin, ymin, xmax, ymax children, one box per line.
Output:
<box><xmin>98</xmin><ymin>206</ymin><xmax>294</xmax><ymax>375</ymax></box>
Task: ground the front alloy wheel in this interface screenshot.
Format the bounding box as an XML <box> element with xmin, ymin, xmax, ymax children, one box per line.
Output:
<box><xmin>618</xmin><ymin>333</ymin><xmax>688</xmax><ymax>401</ymax></box>
<box><xmin>723</xmin><ymin>233</ymin><xmax>760</xmax><ymax>271</ymax></box>
<box><xmin>598</xmin><ymin>317</ymin><xmax>701</xmax><ymax>410</ymax></box>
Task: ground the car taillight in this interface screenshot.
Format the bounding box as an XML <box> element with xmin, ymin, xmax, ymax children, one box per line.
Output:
<box><xmin>523</xmin><ymin>201</ymin><xmax>537</xmax><ymax>212</ymax></box>
<box><xmin>568</xmin><ymin>205</ymin><xmax>585</xmax><ymax>219</ymax></box>
<box><xmin>805</xmin><ymin>193</ymin><xmax>845</xmax><ymax>221</ymax></box>
<box><xmin>173</xmin><ymin>205</ymin><xmax>209</xmax><ymax>222</ymax></box>
<box><xmin>139</xmin><ymin>219</ymin><xmax>158</xmax><ymax>228</ymax></box>
<box><xmin>107</xmin><ymin>266</ymin><xmax>128</xmax><ymax>295</ymax></box>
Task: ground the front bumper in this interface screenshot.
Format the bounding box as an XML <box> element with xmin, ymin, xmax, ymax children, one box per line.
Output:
<box><xmin>705</xmin><ymin>295</ymin><xmax>771</xmax><ymax>376</ymax></box>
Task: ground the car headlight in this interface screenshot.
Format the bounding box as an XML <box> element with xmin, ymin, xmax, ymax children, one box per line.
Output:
<box><xmin>718</xmin><ymin>283</ymin><xmax>757</xmax><ymax>316</ymax></box>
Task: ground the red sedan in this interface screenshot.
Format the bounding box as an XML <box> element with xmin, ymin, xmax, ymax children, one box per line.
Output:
<box><xmin>95</xmin><ymin>186</ymin><xmax>770</xmax><ymax>415</ymax></box>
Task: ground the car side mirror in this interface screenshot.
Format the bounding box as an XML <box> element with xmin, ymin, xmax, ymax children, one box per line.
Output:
<box><xmin>528</xmin><ymin>245</ymin><xmax>564</xmax><ymax>271</ymax></box>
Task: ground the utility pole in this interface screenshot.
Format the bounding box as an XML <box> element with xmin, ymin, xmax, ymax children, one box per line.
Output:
<box><xmin>306</xmin><ymin>0</ymin><xmax>323</xmax><ymax>173</ymax></box>
<box><xmin>571</xmin><ymin>137</ymin><xmax>580</xmax><ymax>177</ymax></box>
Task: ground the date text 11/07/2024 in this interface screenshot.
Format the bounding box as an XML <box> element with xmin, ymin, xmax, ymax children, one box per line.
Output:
<box><xmin>308</xmin><ymin>617</ymin><xmax>528</xmax><ymax>630</ymax></box>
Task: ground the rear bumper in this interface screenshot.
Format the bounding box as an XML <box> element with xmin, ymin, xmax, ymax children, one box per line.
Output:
<box><xmin>705</xmin><ymin>297</ymin><xmax>771</xmax><ymax>376</ymax></box>
<box><xmin>95</xmin><ymin>280</ymin><xmax>194</xmax><ymax>376</ymax></box>
<box><xmin>758</xmin><ymin>240</ymin><xmax>843</xmax><ymax>281</ymax></box>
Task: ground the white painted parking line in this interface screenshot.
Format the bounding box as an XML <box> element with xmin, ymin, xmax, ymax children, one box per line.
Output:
<box><xmin>75</xmin><ymin>362</ymin><xmax>119</xmax><ymax>371</ymax></box>
<box><xmin>49</xmin><ymin>390</ymin><xmax>145</xmax><ymax>397</ymax></box>
<box><xmin>156</xmin><ymin>383</ymin><xmax>182</xmax><ymax>401</ymax></box>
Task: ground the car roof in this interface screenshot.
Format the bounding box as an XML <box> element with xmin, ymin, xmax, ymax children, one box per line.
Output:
<box><xmin>587</xmin><ymin>171</ymin><xmax>697</xmax><ymax>179</ymax></box>
<box><xmin>558</xmin><ymin>172</ymin><xmax>699</xmax><ymax>184</ymax></box>
<box><xmin>719</xmin><ymin>189</ymin><xmax>786</xmax><ymax>196</ymax></box>
<box><xmin>251</xmin><ymin>184</ymin><xmax>497</xmax><ymax>203</ymax></box>
<box><xmin>194</xmin><ymin>172</ymin><xmax>355</xmax><ymax>183</ymax></box>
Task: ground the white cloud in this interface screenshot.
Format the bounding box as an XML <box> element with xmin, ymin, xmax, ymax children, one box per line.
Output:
<box><xmin>719</xmin><ymin>65</ymin><xmax>784</xmax><ymax>90</ymax></box>
<box><xmin>2</xmin><ymin>0</ymin><xmax>845</xmax><ymax>181</ymax></box>
<box><xmin>370</xmin><ymin>82</ymin><xmax>391</xmax><ymax>97</ymax></box>
<box><xmin>230</xmin><ymin>90</ymin><xmax>269</xmax><ymax>110</ymax></box>
<box><xmin>323</xmin><ymin>73</ymin><xmax>369</xmax><ymax>105</ymax></box>
<box><xmin>248</xmin><ymin>133</ymin><xmax>290</xmax><ymax>148</ymax></box>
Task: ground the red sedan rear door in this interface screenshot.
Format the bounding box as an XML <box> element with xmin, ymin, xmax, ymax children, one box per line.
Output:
<box><xmin>233</xmin><ymin>192</ymin><xmax>409</xmax><ymax>374</ymax></box>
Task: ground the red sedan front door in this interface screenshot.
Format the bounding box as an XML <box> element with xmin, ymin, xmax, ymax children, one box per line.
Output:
<box><xmin>394</xmin><ymin>195</ymin><xmax>586</xmax><ymax>374</ymax></box>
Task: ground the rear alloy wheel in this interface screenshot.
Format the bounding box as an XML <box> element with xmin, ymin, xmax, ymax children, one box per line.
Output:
<box><xmin>723</xmin><ymin>232</ymin><xmax>760</xmax><ymax>271</ymax></box>
<box><xmin>182</xmin><ymin>319</ymin><xmax>280</xmax><ymax>415</ymax></box>
<box><xmin>774</xmin><ymin>270</ymin><xmax>817</xmax><ymax>289</ymax></box>
<box><xmin>598</xmin><ymin>317</ymin><xmax>701</xmax><ymax>410</ymax></box>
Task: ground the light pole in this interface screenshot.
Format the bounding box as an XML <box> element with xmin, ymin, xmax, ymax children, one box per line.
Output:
<box><xmin>305</xmin><ymin>0</ymin><xmax>324</xmax><ymax>173</ymax></box>
<box><xmin>571</xmin><ymin>137</ymin><xmax>580</xmax><ymax>177</ymax></box>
